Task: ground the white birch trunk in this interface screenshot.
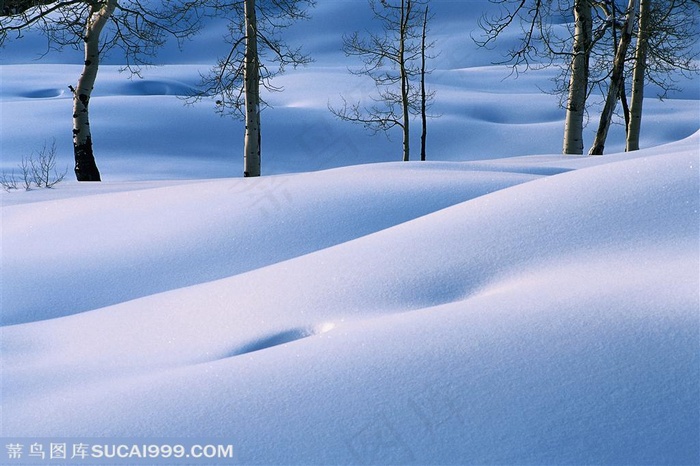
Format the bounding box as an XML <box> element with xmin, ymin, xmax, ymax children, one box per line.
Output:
<box><xmin>589</xmin><ymin>0</ymin><xmax>638</xmax><ymax>155</ymax></box>
<box><xmin>562</xmin><ymin>0</ymin><xmax>592</xmax><ymax>155</ymax></box>
<box><xmin>72</xmin><ymin>0</ymin><xmax>116</xmax><ymax>181</ymax></box>
<box><xmin>626</xmin><ymin>0</ymin><xmax>650</xmax><ymax>152</ymax></box>
<box><xmin>243</xmin><ymin>0</ymin><xmax>261</xmax><ymax>177</ymax></box>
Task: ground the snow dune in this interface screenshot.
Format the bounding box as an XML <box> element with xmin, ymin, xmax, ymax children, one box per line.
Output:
<box><xmin>2</xmin><ymin>164</ymin><xmax>540</xmax><ymax>325</ymax></box>
<box><xmin>2</xmin><ymin>133</ymin><xmax>698</xmax><ymax>463</ymax></box>
<box><xmin>1</xmin><ymin>0</ymin><xmax>699</xmax><ymax>463</ymax></box>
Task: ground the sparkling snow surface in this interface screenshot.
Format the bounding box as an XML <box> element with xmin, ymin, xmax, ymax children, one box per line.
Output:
<box><xmin>1</xmin><ymin>0</ymin><xmax>699</xmax><ymax>464</ymax></box>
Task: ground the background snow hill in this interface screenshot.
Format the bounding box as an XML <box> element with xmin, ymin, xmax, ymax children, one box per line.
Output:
<box><xmin>1</xmin><ymin>0</ymin><xmax>698</xmax><ymax>179</ymax></box>
<box><xmin>1</xmin><ymin>0</ymin><xmax>700</xmax><ymax>464</ymax></box>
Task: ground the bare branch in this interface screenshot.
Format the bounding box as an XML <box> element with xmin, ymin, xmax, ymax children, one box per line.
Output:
<box><xmin>195</xmin><ymin>0</ymin><xmax>315</xmax><ymax>116</ymax></box>
<box><xmin>332</xmin><ymin>0</ymin><xmax>437</xmax><ymax>161</ymax></box>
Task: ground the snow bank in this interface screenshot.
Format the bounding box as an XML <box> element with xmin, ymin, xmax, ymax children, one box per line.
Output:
<box><xmin>2</xmin><ymin>164</ymin><xmax>539</xmax><ymax>325</ymax></box>
<box><xmin>2</xmin><ymin>135</ymin><xmax>698</xmax><ymax>463</ymax></box>
<box><xmin>1</xmin><ymin>0</ymin><xmax>698</xmax><ymax>463</ymax></box>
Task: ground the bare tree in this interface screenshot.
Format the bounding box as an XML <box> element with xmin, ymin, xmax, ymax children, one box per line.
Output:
<box><xmin>0</xmin><ymin>170</ymin><xmax>19</xmax><ymax>192</ymax></box>
<box><xmin>193</xmin><ymin>0</ymin><xmax>314</xmax><ymax>177</ymax></box>
<box><xmin>475</xmin><ymin>0</ymin><xmax>559</xmax><ymax>70</ymax></box>
<box><xmin>588</xmin><ymin>0</ymin><xmax>698</xmax><ymax>154</ymax></box>
<box><xmin>476</xmin><ymin>0</ymin><xmax>603</xmax><ymax>154</ymax></box>
<box><xmin>626</xmin><ymin>0</ymin><xmax>699</xmax><ymax>151</ymax></box>
<box><xmin>1</xmin><ymin>1</ymin><xmax>205</xmax><ymax>181</ymax></box>
<box><xmin>476</xmin><ymin>0</ymin><xmax>698</xmax><ymax>155</ymax></box>
<box><xmin>329</xmin><ymin>0</ymin><xmax>435</xmax><ymax>162</ymax></box>
<box><xmin>30</xmin><ymin>139</ymin><xmax>68</xmax><ymax>188</ymax></box>
<box><xmin>70</xmin><ymin>0</ymin><xmax>117</xmax><ymax>180</ymax></box>
<box><xmin>625</xmin><ymin>0</ymin><xmax>650</xmax><ymax>152</ymax></box>
<box><xmin>589</xmin><ymin>0</ymin><xmax>637</xmax><ymax>155</ymax></box>
<box><xmin>563</xmin><ymin>0</ymin><xmax>593</xmax><ymax>154</ymax></box>
<box><xmin>243</xmin><ymin>0</ymin><xmax>261</xmax><ymax>177</ymax></box>
<box><xmin>1</xmin><ymin>139</ymin><xmax>67</xmax><ymax>191</ymax></box>
<box><xmin>419</xmin><ymin>4</ymin><xmax>432</xmax><ymax>161</ymax></box>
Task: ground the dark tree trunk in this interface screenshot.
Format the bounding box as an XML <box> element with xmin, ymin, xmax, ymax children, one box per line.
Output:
<box><xmin>399</xmin><ymin>0</ymin><xmax>411</xmax><ymax>162</ymax></box>
<box><xmin>74</xmin><ymin>136</ymin><xmax>101</xmax><ymax>181</ymax></box>
<box><xmin>420</xmin><ymin>4</ymin><xmax>428</xmax><ymax>161</ymax></box>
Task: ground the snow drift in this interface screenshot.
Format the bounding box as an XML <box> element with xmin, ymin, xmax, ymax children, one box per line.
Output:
<box><xmin>2</xmin><ymin>134</ymin><xmax>698</xmax><ymax>464</ymax></box>
<box><xmin>1</xmin><ymin>0</ymin><xmax>698</xmax><ymax>463</ymax></box>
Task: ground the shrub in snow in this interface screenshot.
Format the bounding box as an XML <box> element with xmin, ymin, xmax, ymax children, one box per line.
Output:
<box><xmin>1</xmin><ymin>140</ymin><xmax>67</xmax><ymax>191</ymax></box>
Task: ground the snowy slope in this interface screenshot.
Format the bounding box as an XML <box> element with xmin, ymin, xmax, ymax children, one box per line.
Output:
<box><xmin>1</xmin><ymin>0</ymin><xmax>699</xmax><ymax>464</ymax></box>
<box><xmin>2</xmin><ymin>134</ymin><xmax>699</xmax><ymax>463</ymax></box>
<box><xmin>2</xmin><ymin>164</ymin><xmax>541</xmax><ymax>324</ymax></box>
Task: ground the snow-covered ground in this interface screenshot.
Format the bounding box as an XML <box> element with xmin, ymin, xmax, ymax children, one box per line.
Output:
<box><xmin>1</xmin><ymin>1</ymin><xmax>699</xmax><ymax>464</ymax></box>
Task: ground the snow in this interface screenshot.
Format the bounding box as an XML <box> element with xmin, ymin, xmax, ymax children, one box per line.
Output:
<box><xmin>1</xmin><ymin>0</ymin><xmax>699</xmax><ymax>464</ymax></box>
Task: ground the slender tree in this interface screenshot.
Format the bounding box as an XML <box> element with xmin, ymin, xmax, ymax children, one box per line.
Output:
<box><xmin>330</xmin><ymin>0</ymin><xmax>435</xmax><ymax>162</ymax></box>
<box><xmin>476</xmin><ymin>0</ymin><xmax>698</xmax><ymax>155</ymax></box>
<box><xmin>476</xmin><ymin>0</ymin><xmax>603</xmax><ymax>155</ymax></box>
<box><xmin>625</xmin><ymin>0</ymin><xmax>649</xmax><ymax>151</ymax></box>
<box><xmin>589</xmin><ymin>0</ymin><xmax>637</xmax><ymax>155</ymax></box>
<box><xmin>625</xmin><ymin>0</ymin><xmax>698</xmax><ymax>151</ymax></box>
<box><xmin>194</xmin><ymin>0</ymin><xmax>314</xmax><ymax>177</ymax></box>
<box><xmin>70</xmin><ymin>1</ymin><xmax>117</xmax><ymax>180</ymax></box>
<box><xmin>398</xmin><ymin>0</ymin><xmax>411</xmax><ymax>162</ymax></box>
<box><xmin>563</xmin><ymin>0</ymin><xmax>593</xmax><ymax>154</ymax></box>
<box><xmin>419</xmin><ymin>4</ymin><xmax>431</xmax><ymax>161</ymax></box>
<box><xmin>1</xmin><ymin>1</ymin><xmax>204</xmax><ymax>181</ymax></box>
<box><xmin>243</xmin><ymin>0</ymin><xmax>261</xmax><ymax>177</ymax></box>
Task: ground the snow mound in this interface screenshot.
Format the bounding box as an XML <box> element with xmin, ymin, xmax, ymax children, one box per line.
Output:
<box><xmin>1</xmin><ymin>163</ymin><xmax>540</xmax><ymax>325</ymax></box>
<box><xmin>2</xmin><ymin>136</ymin><xmax>698</xmax><ymax>464</ymax></box>
<box><xmin>0</xmin><ymin>0</ymin><xmax>698</xmax><ymax>461</ymax></box>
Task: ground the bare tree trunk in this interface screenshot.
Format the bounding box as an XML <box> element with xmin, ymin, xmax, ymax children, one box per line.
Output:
<box><xmin>420</xmin><ymin>4</ymin><xmax>428</xmax><ymax>162</ymax></box>
<box><xmin>72</xmin><ymin>1</ymin><xmax>116</xmax><ymax>181</ymax></box>
<box><xmin>589</xmin><ymin>0</ymin><xmax>638</xmax><ymax>155</ymax></box>
<box><xmin>244</xmin><ymin>0</ymin><xmax>261</xmax><ymax>177</ymax></box>
<box><xmin>399</xmin><ymin>0</ymin><xmax>411</xmax><ymax>162</ymax></box>
<box><xmin>610</xmin><ymin>4</ymin><xmax>632</xmax><ymax>135</ymax></box>
<box><xmin>620</xmin><ymin>80</ymin><xmax>631</xmax><ymax>133</ymax></box>
<box><xmin>626</xmin><ymin>0</ymin><xmax>650</xmax><ymax>151</ymax></box>
<box><xmin>562</xmin><ymin>0</ymin><xmax>592</xmax><ymax>155</ymax></box>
